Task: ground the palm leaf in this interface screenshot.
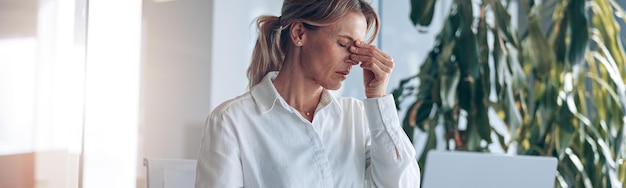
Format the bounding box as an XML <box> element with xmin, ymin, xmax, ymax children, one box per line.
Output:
<box><xmin>395</xmin><ymin>0</ymin><xmax>626</xmax><ymax>186</ymax></box>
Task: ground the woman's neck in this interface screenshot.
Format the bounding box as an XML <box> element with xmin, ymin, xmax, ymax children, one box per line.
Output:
<box><xmin>272</xmin><ymin>60</ymin><xmax>323</xmax><ymax>120</ymax></box>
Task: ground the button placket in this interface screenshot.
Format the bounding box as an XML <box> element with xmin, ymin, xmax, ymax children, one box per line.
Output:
<box><xmin>305</xmin><ymin>121</ymin><xmax>334</xmax><ymax>187</ymax></box>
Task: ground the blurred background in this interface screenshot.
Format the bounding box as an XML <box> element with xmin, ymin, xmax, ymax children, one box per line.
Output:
<box><xmin>0</xmin><ymin>0</ymin><xmax>444</xmax><ymax>187</ymax></box>
<box><xmin>3</xmin><ymin>0</ymin><xmax>625</xmax><ymax>187</ymax></box>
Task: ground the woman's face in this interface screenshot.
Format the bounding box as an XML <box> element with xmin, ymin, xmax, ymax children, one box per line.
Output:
<box><xmin>299</xmin><ymin>12</ymin><xmax>367</xmax><ymax>90</ymax></box>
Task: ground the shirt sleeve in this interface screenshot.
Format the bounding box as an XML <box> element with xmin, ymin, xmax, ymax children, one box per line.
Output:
<box><xmin>195</xmin><ymin>112</ymin><xmax>244</xmax><ymax>188</ymax></box>
<box><xmin>363</xmin><ymin>94</ymin><xmax>421</xmax><ymax>188</ymax></box>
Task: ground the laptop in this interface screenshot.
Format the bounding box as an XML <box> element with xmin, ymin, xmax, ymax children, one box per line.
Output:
<box><xmin>421</xmin><ymin>150</ymin><xmax>558</xmax><ymax>188</ymax></box>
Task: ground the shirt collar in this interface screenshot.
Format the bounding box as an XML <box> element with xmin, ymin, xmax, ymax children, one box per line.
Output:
<box><xmin>250</xmin><ymin>71</ymin><xmax>281</xmax><ymax>114</ymax></box>
<box><xmin>250</xmin><ymin>71</ymin><xmax>341</xmax><ymax>115</ymax></box>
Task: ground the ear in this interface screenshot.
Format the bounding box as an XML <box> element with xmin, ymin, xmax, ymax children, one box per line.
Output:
<box><xmin>289</xmin><ymin>22</ymin><xmax>305</xmax><ymax>46</ymax></box>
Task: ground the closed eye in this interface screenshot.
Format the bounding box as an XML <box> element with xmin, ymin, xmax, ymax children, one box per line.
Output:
<box><xmin>338</xmin><ymin>42</ymin><xmax>348</xmax><ymax>48</ymax></box>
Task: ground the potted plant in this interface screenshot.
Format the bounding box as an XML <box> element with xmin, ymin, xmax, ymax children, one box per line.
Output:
<box><xmin>393</xmin><ymin>0</ymin><xmax>626</xmax><ymax>187</ymax></box>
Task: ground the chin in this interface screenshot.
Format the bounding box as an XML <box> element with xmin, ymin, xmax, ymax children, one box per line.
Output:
<box><xmin>321</xmin><ymin>82</ymin><xmax>342</xmax><ymax>90</ymax></box>
<box><xmin>326</xmin><ymin>83</ymin><xmax>342</xmax><ymax>90</ymax></box>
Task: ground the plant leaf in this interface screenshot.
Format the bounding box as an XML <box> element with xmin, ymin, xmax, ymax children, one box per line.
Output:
<box><xmin>492</xmin><ymin>0</ymin><xmax>519</xmax><ymax>47</ymax></box>
<box><xmin>556</xmin><ymin>117</ymin><xmax>576</xmax><ymax>157</ymax></box>
<box><xmin>410</xmin><ymin>0</ymin><xmax>437</xmax><ymax>27</ymax></box>
<box><xmin>523</xmin><ymin>16</ymin><xmax>556</xmax><ymax>79</ymax></box>
<box><xmin>565</xmin><ymin>147</ymin><xmax>594</xmax><ymax>187</ymax></box>
<box><xmin>550</xmin><ymin>1</ymin><xmax>568</xmax><ymax>64</ymax></box>
<box><xmin>566</xmin><ymin>0</ymin><xmax>589</xmax><ymax>66</ymax></box>
<box><xmin>439</xmin><ymin>66</ymin><xmax>460</xmax><ymax>111</ymax></box>
<box><xmin>592</xmin><ymin>0</ymin><xmax>626</xmax><ymax>81</ymax></box>
<box><xmin>438</xmin><ymin>40</ymin><xmax>458</xmax><ymax>111</ymax></box>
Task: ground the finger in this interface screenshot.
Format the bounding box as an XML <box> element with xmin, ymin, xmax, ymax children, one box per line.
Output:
<box><xmin>361</xmin><ymin>63</ymin><xmax>387</xmax><ymax>87</ymax></box>
<box><xmin>382</xmin><ymin>56</ymin><xmax>394</xmax><ymax>68</ymax></box>
<box><xmin>349</xmin><ymin>45</ymin><xmax>373</xmax><ymax>56</ymax></box>
<box><xmin>370</xmin><ymin>54</ymin><xmax>393</xmax><ymax>67</ymax></box>
<box><xmin>350</xmin><ymin>54</ymin><xmax>374</xmax><ymax>63</ymax></box>
<box><xmin>359</xmin><ymin>57</ymin><xmax>393</xmax><ymax>74</ymax></box>
<box><xmin>353</xmin><ymin>41</ymin><xmax>391</xmax><ymax>58</ymax></box>
<box><xmin>370</xmin><ymin>49</ymin><xmax>393</xmax><ymax>66</ymax></box>
<box><xmin>350</xmin><ymin>42</ymin><xmax>393</xmax><ymax>66</ymax></box>
<box><xmin>350</xmin><ymin>41</ymin><xmax>376</xmax><ymax>54</ymax></box>
<box><xmin>351</xmin><ymin>51</ymin><xmax>393</xmax><ymax>68</ymax></box>
<box><xmin>361</xmin><ymin>61</ymin><xmax>391</xmax><ymax>79</ymax></box>
<box><xmin>354</xmin><ymin>40</ymin><xmax>373</xmax><ymax>49</ymax></box>
<box><xmin>350</xmin><ymin>40</ymin><xmax>380</xmax><ymax>56</ymax></box>
<box><xmin>365</xmin><ymin>60</ymin><xmax>393</xmax><ymax>76</ymax></box>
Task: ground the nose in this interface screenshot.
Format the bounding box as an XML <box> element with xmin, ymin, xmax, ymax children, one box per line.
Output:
<box><xmin>347</xmin><ymin>54</ymin><xmax>359</xmax><ymax>65</ymax></box>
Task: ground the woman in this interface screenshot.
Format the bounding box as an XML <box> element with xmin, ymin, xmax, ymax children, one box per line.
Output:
<box><xmin>195</xmin><ymin>0</ymin><xmax>420</xmax><ymax>187</ymax></box>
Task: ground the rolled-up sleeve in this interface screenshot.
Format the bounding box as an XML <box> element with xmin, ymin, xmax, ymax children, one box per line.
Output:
<box><xmin>363</xmin><ymin>95</ymin><xmax>421</xmax><ymax>188</ymax></box>
<box><xmin>195</xmin><ymin>113</ymin><xmax>244</xmax><ymax>188</ymax></box>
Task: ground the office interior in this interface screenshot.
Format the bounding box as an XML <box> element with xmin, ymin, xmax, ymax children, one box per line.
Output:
<box><xmin>1</xmin><ymin>0</ymin><xmax>625</xmax><ymax>187</ymax></box>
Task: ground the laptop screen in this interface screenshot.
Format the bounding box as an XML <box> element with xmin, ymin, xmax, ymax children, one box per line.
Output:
<box><xmin>421</xmin><ymin>150</ymin><xmax>558</xmax><ymax>188</ymax></box>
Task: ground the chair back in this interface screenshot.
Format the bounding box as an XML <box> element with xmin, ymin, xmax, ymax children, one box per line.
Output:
<box><xmin>144</xmin><ymin>158</ymin><xmax>197</xmax><ymax>188</ymax></box>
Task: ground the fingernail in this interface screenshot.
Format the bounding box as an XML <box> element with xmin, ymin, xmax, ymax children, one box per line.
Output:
<box><xmin>350</xmin><ymin>46</ymin><xmax>356</xmax><ymax>51</ymax></box>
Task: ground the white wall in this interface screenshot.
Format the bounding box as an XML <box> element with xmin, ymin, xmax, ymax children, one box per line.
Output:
<box><xmin>210</xmin><ymin>0</ymin><xmax>282</xmax><ymax>110</ymax></box>
<box><xmin>381</xmin><ymin>0</ymin><xmax>446</xmax><ymax>94</ymax></box>
<box><xmin>138</xmin><ymin>0</ymin><xmax>213</xmax><ymax>185</ymax></box>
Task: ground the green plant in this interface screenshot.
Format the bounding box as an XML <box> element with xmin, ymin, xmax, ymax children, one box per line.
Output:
<box><xmin>393</xmin><ymin>0</ymin><xmax>626</xmax><ymax>187</ymax></box>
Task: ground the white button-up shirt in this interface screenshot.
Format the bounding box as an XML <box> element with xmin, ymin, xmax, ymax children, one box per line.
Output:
<box><xmin>195</xmin><ymin>72</ymin><xmax>420</xmax><ymax>187</ymax></box>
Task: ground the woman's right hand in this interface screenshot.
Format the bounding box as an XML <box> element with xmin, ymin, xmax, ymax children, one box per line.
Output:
<box><xmin>349</xmin><ymin>40</ymin><xmax>395</xmax><ymax>98</ymax></box>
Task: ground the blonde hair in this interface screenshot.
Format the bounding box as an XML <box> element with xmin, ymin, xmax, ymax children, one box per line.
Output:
<box><xmin>246</xmin><ymin>0</ymin><xmax>380</xmax><ymax>88</ymax></box>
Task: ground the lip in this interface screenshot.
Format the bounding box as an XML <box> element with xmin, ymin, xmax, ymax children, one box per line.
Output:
<box><xmin>337</xmin><ymin>70</ymin><xmax>350</xmax><ymax>79</ymax></box>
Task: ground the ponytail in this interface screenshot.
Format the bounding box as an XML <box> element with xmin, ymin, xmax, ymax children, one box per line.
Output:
<box><xmin>247</xmin><ymin>16</ymin><xmax>286</xmax><ymax>88</ymax></box>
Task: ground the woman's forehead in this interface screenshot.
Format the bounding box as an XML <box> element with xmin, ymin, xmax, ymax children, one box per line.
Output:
<box><xmin>318</xmin><ymin>13</ymin><xmax>367</xmax><ymax>40</ymax></box>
